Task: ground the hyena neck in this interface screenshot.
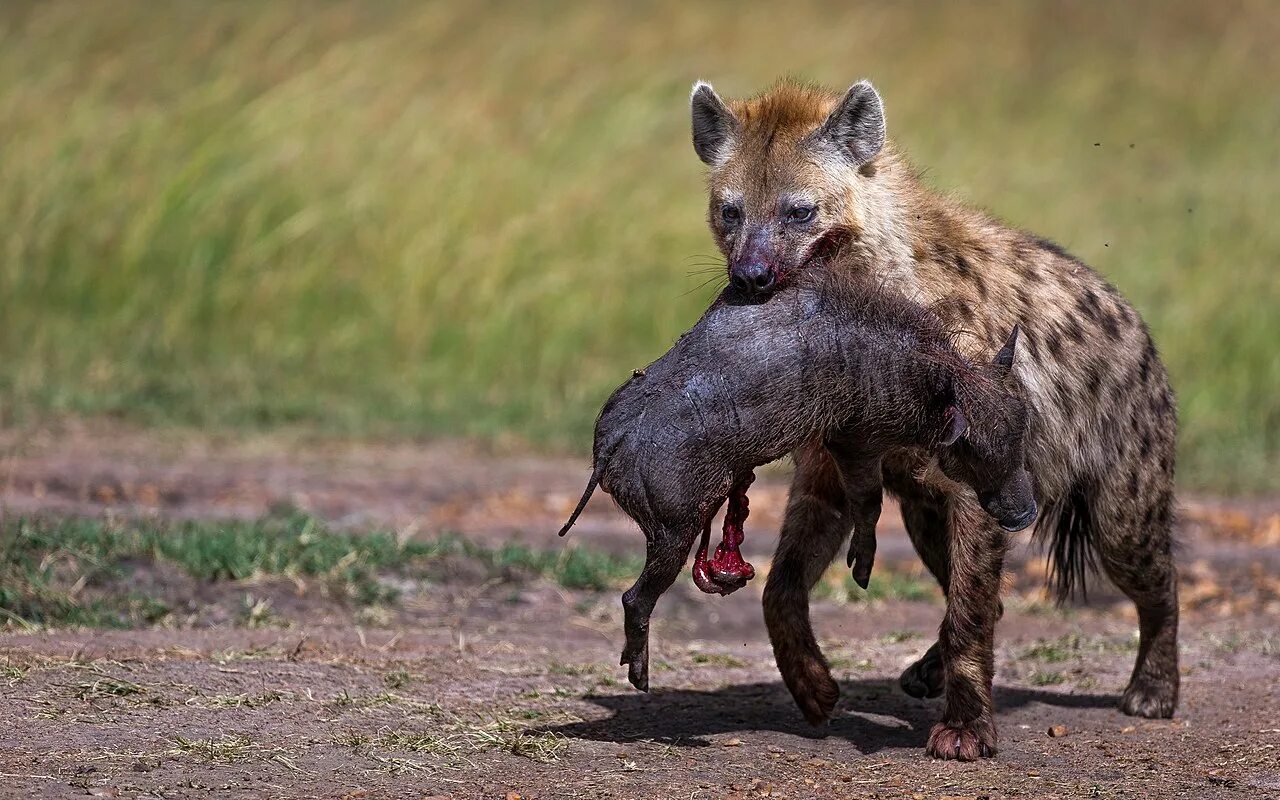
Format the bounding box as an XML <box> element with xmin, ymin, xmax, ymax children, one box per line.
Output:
<box><xmin>837</xmin><ymin>145</ymin><xmax>922</xmax><ymax>298</ymax></box>
<box><xmin>841</xmin><ymin>153</ymin><xmax>1013</xmax><ymax>355</ymax></box>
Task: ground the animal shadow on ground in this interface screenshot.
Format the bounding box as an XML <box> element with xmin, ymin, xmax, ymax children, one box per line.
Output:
<box><xmin>535</xmin><ymin>679</ymin><xmax>1120</xmax><ymax>754</ymax></box>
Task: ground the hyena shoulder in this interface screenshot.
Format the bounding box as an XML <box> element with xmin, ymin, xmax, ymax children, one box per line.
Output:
<box><xmin>914</xmin><ymin>214</ymin><xmax>1174</xmax><ymax>494</ymax></box>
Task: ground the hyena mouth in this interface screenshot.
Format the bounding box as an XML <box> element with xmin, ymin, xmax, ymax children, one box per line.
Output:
<box><xmin>795</xmin><ymin>226</ymin><xmax>856</xmax><ymax>276</ymax></box>
<box><xmin>692</xmin><ymin>472</ymin><xmax>757</xmax><ymax>595</ymax></box>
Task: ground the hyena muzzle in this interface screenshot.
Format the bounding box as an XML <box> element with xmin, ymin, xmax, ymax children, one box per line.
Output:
<box><xmin>688</xmin><ymin>77</ymin><xmax>1180</xmax><ymax>760</ymax></box>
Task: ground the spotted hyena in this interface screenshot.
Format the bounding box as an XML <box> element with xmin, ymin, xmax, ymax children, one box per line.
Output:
<box><xmin>688</xmin><ymin>78</ymin><xmax>1179</xmax><ymax>760</ymax></box>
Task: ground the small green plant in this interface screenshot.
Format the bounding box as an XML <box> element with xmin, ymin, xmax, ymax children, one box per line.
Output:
<box><xmin>0</xmin><ymin>662</ymin><xmax>29</xmax><ymax>686</ymax></box>
<box><xmin>169</xmin><ymin>734</ymin><xmax>260</xmax><ymax>762</ymax></box>
<box><xmin>326</xmin><ymin>690</ymin><xmax>441</xmax><ymax>715</ymax></box>
<box><xmin>460</xmin><ymin>540</ymin><xmax>640</xmax><ymax>591</ymax></box>
<box><xmin>1022</xmin><ymin>636</ymin><xmax>1080</xmax><ymax>663</ymax></box>
<box><xmin>189</xmin><ymin>690</ymin><xmax>289</xmax><ymax>709</ymax></box>
<box><xmin>366</xmin><ymin>715</ymin><xmax>568</xmax><ymax>768</ymax></box>
<box><xmin>76</xmin><ymin>677</ymin><xmax>144</xmax><ymax>701</ymax></box>
<box><xmin>691</xmin><ymin>652</ymin><xmax>746</xmax><ymax>668</ymax></box>
<box><xmin>814</xmin><ymin>565</ymin><xmax>939</xmax><ymax>605</ymax></box>
<box><xmin>1020</xmin><ymin>633</ymin><xmax>1140</xmax><ymax>663</ymax></box>
<box><xmin>1209</xmin><ymin>632</ymin><xmax>1247</xmax><ymax>654</ymax></box>
<box><xmin>238</xmin><ymin>595</ymin><xmax>278</xmax><ymax>629</ymax></box>
<box><xmin>882</xmin><ymin>630</ymin><xmax>918</xmax><ymax>644</ymax></box>
<box><xmin>332</xmin><ymin>730</ymin><xmax>371</xmax><ymax>749</ymax></box>
<box><xmin>548</xmin><ymin>662</ymin><xmax>599</xmax><ymax>676</ymax></box>
<box><xmin>383</xmin><ymin>666</ymin><xmax>415</xmax><ymax>689</ymax></box>
<box><xmin>1028</xmin><ymin>670</ymin><xmax>1067</xmax><ymax>686</ymax></box>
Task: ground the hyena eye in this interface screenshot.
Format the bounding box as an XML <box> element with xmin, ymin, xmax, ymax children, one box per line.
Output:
<box><xmin>786</xmin><ymin>205</ymin><xmax>817</xmax><ymax>224</ymax></box>
<box><xmin>721</xmin><ymin>204</ymin><xmax>742</xmax><ymax>225</ymax></box>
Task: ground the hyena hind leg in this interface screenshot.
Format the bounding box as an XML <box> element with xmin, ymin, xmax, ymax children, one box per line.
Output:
<box><xmin>1057</xmin><ymin>472</ymin><xmax>1179</xmax><ymax>719</ymax></box>
<box><xmin>1094</xmin><ymin>479</ymin><xmax>1179</xmax><ymax>719</ymax></box>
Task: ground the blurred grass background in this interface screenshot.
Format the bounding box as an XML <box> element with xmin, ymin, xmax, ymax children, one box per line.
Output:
<box><xmin>0</xmin><ymin>1</ymin><xmax>1276</xmax><ymax>493</ymax></box>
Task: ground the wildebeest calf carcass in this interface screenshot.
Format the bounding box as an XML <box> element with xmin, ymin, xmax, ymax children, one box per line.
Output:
<box><xmin>559</xmin><ymin>272</ymin><xmax>1036</xmax><ymax>692</ymax></box>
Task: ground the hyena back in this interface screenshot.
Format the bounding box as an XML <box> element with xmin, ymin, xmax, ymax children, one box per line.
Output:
<box><xmin>689</xmin><ymin>78</ymin><xmax>1178</xmax><ymax>760</ymax></box>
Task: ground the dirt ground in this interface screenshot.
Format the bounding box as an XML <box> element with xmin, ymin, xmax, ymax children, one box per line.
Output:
<box><xmin>1</xmin><ymin>423</ymin><xmax>1278</xmax><ymax>799</ymax></box>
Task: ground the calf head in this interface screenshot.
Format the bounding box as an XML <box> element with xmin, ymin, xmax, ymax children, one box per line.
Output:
<box><xmin>936</xmin><ymin>327</ymin><xmax>1038</xmax><ymax>531</ymax></box>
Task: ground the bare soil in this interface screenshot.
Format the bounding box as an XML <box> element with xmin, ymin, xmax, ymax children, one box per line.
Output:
<box><xmin>1</xmin><ymin>423</ymin><xmax>1278</xmax><ymax>799</ymax></box>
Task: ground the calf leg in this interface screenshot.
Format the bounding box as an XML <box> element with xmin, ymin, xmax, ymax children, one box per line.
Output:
<box><xmin>840</xmin><ymin>455</ymin><xmax>883</xmax><ymax>590</ymax></box>
<box><xmin>621</xmin><ymin>524</ymin><xmax>701</xmax><ymax>691</ymax></box>
<box><xmin>763</xmin><ymin>445</ymin><xmax>851</xmax><ymax>725</ymax></box>
<box><xmin>926</xmin><ymin>497</ymin><xmax>1007</xmax><ymax>761</ymax></box>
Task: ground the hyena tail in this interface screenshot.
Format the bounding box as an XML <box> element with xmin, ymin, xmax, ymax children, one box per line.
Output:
<box><xmin>1033</xmin><ymin>482</ymin><xmax>1099</xmax><ymax>603</ymax></box>
<box><xmin>558</xmin><ymin>463</ymin><xmax>604</xmax><ymax>537</ymax></box>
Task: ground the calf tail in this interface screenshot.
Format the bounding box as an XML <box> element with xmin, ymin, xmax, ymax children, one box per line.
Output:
<box><xmin>558</xmin><ymin>463</ymin><xmax>604</xmax><ymax>537</ymax></box>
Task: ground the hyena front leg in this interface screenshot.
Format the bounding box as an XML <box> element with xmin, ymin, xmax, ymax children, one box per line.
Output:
<box><xmin>896</xmin><ymin>499</ymin><xmax>949</xmax><ymax>699</ymax></box>
<box><xmin>764</xmin><ymin>444</ymin><xmax>851</xmax><ymax>726</ymax></box>
<box><xmin>926</xmin><ymin>498</ymin><xmax>1007</xmax><ymax>761</ymax></box>
<box><xmin>882</xmin><ymin>460</ymin><xmax>952</xmax><ymax>700</ymax></box>
<box><xmin>894</xmin><ymin>495</ymin><xmax>1009</xmax><ymax>703</ymax></box>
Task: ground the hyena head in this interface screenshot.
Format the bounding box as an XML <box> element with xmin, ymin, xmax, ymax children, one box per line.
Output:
<box><xmin>938</xmin><ymin>327</ymin><xmax>1038</xmax><ymax>531</ymax></box>
<box><xmin>691</xmin><ymin>79</ymin><xmax>887</xmax><ymax>298</ymax></box>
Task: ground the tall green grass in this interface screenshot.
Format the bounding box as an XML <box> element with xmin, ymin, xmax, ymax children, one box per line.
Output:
<box><xmin>0</xmin><ymin>2</ymin><xmax>1276</xmax><ymax>491</ymax></box>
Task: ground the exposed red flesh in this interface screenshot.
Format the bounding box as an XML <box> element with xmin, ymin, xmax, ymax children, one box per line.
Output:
<box><xmin>691</xmin><ymin>518</ymin><xmax>720</xmax><ymax>594</ymax></box>
<box><xmin>692</xmin><ymin>473</ymin><xmax>756</xmax><ymax>595</ymax></box>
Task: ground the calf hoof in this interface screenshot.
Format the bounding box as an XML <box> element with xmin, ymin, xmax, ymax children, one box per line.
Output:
<box><xmin>925</xmin><ymin>719</ymin><xmax>997</xmax><ymax>761</ymax></box>
<box><xmin>620</xmin><ymin>639</ymin><xmax>650</xmax><ymax>692</ymax></box>
<box><xmin>899</xmin><ymin>651</ymin><xmax>944</xmax><ymax>699</ymax></box>
<box><xmin>1120</xmin><ymin>678</ymin><xmax>1177</xmax><ymax>719</ymax></box>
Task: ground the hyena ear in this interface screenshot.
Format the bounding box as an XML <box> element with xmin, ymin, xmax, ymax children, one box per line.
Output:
<box><xmin>691</xmin><ymin>81</ymin><xmax>737</xmax><ymax>166</ymax></box>
<box><xmin>992</xmin><ymin>324</ymin><xmax>1020</xmax><ymax>380</ymax></box>
<box><xmin>820</xmin><ymin>80</ymin><xmax>886</xmax><ymax>166</ymax></box>
<box><xmin>940</xmin><ymin>403</ymin><xmax>969</xmax><ymax>447</ymax></box>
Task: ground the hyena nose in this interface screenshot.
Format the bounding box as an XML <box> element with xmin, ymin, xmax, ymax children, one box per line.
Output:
<box><xmin>730</xmin><ymin>262</ymin><xmax>776</xmax><ymax>295</ymax></box>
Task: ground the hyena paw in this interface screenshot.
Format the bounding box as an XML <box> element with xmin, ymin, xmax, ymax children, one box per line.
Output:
<box><xmin>899</xmin><ymin>652</ymin><xmax>944</xmax><ymax>699</ymax></box>
<box><xmin>1120</xmin><ymin>678</ymin><xmax>1177</xmax><ymax>719</ymax></box>
<box><xmin>926</xmin><ymin>718</ymin><xmax>997</xmax><ymax>761</ymax></box>
<box><xmin>785</xmin><ymin>657</ymin><xmax>840</xmax><ymax>727</ymax></box>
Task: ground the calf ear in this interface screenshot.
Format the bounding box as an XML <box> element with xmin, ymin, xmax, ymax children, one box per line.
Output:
<box><xmin>820</xmin><ymin>80</ymin><xmax>886</xmax><ymax>166</ymax></box>
<box><xmin>992</xmin><ymin>324</ymin><xmax>1020</xmax><ymax>380</ymax></box>
<box><xmin>940</xmin><ymin>404</ymin><xmax>969</xmax><ymax>447</ymax></box>
<box><xmin>691</xmin><ymin>81</ymin><xmax>738</xmax><ymax>166</ymax></box>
